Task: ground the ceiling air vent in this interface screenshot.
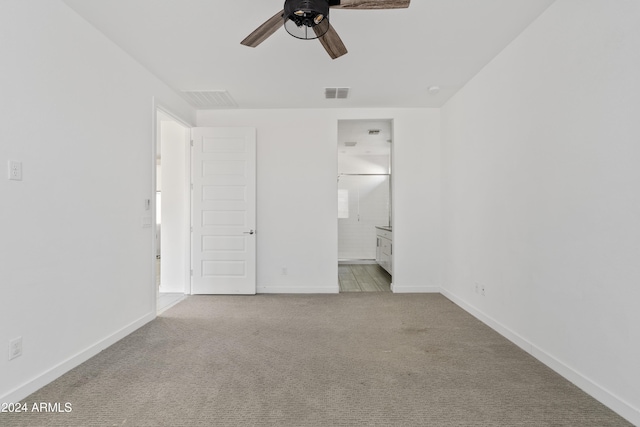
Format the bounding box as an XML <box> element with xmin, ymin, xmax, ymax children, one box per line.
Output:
<box><xmin>182</xmin><ymin>90</ymin><xmax>238</xmax><ymax>109</ymax></box>
<box><xmin>325</xmin><ymin>87</ymin><xmax>350</xmax><ymax>99</ymax></box>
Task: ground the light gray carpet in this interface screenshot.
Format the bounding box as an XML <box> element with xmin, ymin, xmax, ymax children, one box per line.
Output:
<box><xmin>1</xmin><ymin>294</ymin><xmax>632</xmax><ymax>426</ymax></box>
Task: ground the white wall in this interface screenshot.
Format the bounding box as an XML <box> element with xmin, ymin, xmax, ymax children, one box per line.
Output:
<box><xmin>0</xmin><ymin>0</ymin><xmax>195</xmax><ymax>402</ymax></box>
<box><xmin>440</xmin><ymin>0</ymin><xmax>640</xmax><ymax>423</ymax></box>
<box><xmin>197</xmin><ymin>108</ymin><xmax>440</xmax><ymax>293</ymax></box>
<box><xmin>159</xmin><ymin>120</ymin><xmax>189</xmax><ymax>293</ymax></box>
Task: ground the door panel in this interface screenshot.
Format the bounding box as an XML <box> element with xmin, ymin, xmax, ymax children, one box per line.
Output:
<box><xmin>191</xmin><ymin>127</ymin><xmax>256</xmax><ymax>294</ymax></box>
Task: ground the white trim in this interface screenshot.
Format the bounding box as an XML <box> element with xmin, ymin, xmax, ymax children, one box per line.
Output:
<box><xmin>184</xmin><ymin>125</ymin><xmax>192</xmax><ymax>295</ymax></box>
<box><xmin>156</xmin><ymin>294</ymin><xmax>187</xmax><ymax>315</ymax></box>
<box><xmin>0</xmin><ymin>312</ymin><xmax>155</xmax><ymax>405</ymax></box>
<box><xmin>336</xmin><ymin>118</ymin><xmax>395</xmax><ymax>278</ymax></box>
<box><xmin>440</xmin><ymin>289</ymin><xmax>532</xmax><ymax>353</ymax></box>
<box><xmin>441</xmin><ymin>288</ymin><xmax>640</xmax><ymax>426</ymax></box>
<box><xmin>152</xmin><ymin>98</ymin><xmax>193</xmax><ymax>305</ymax></box>
<box><xmin>154</xmin><ymin>100</ymin><xmax>194</xmax><ymax>129</ymax></box>
<box><xmin>257</xmin><ymin>285</ymin><xmax>339</xmax><ymax>294</ymax></box>
<box><xmin>151</xmin><ymin>101</ymin><xmax>160</xmax><ymax>315</ymax></box>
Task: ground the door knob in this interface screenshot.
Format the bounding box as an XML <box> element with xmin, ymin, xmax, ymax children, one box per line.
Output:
<box><xmin>244</xmin><ymin>230</ymin><xmax>255</xmax><ymax>235</ymax></box>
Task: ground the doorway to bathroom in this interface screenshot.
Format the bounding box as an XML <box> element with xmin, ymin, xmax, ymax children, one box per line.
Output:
<box><xmin>337</xmin><ymin>119</ymin><xmax>393</xmax><ymax>292</ymax></box>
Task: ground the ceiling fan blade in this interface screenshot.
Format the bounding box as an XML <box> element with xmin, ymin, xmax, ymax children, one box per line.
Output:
<box><xmin>315</xmin><ymin>24</ymin><xmax>348</xmax><ymax>60</ymax></box>
<box><xmin>329</xmin><ymin>0</ymin><xmax>410</xmax><ymax>9</ymax></box>
<box><xmin>240</xmin><ymin>10</ymin><xmax>285</xmax><ymax>47</ymax></box>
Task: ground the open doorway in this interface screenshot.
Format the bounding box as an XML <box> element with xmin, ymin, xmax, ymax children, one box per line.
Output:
<box><xmin>337</xmin><ymin>119</ymin><xmax>393</xmax><ymax>292</ymax></box>
<box><xmin>155</xmin><ymin>109</ymin><xmax>190</xmax><ymax>312</ymax></box>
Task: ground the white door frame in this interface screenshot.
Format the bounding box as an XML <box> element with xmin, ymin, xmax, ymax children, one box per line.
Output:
<box><xmin>336</xmin><ymin>118</ymin><xmax>394</xmax><ymax>286</ymax></box>
<box><xmin>152</xmin><ymin>100</ymin><xmax>193</xmax><ymax>310</ymax></box>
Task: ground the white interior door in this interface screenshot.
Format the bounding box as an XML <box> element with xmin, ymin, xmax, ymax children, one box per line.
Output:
<box><xmin>191</xmin><ymin>127</ymin><xmax>256</xmax><ymax>294</ymax></box>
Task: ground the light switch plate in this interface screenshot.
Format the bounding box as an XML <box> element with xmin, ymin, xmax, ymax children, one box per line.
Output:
<box><xmin>9</xmin><ymin>337</ymin><xmax>22</xmax><ymax>360</ymax></box>
<box><xmin>8</xmin><ymin>160</ymin><xmax>22</xmax><ymax>181</ymax></box>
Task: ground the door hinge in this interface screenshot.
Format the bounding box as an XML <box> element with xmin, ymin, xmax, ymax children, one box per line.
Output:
<box><xmin>190</xmin><ymin>183</ymin><xmax>193</xmax><ymax>190</ymax></box>
<box><xmin>190</xmin><ymin>140</ymin><xmax>194</xmax><ymax>147</ymax></box>
<box><xmin>190</xmin><ymin>269</ymin><xmax>193</xmax><ymax>276</ymax></box>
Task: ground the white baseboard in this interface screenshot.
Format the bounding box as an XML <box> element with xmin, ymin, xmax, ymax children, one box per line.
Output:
<box><xmin>257</xmin><ymin>285</ymin><xmax>339</xmax><ymax>294</ymax></box>
<box><xmin>0</xmin><ymin>312</ymin><xmax>155</xmax><ymax>405</ymax></box>
<box><xmin>156</xmin><ymin>295</ymin><xmax>186</xmax><ymax>315</ymax></box>
<box><xmin>440</xmin><ymin>288</ymin><xmax>640</xmax><ymax>426</ymax></box>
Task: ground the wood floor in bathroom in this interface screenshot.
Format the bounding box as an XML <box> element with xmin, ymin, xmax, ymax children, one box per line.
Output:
<box><xmin>339</xmin><ymin>264</ymin><xmax>392</xmax><ymax>292</ymax></box>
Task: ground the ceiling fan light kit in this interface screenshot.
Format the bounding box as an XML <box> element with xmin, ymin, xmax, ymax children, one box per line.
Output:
<box><xmin>241</xmin><ymin>0</ymin><xmax>410</xmax><ymax>59</ymax></box>
<box><xmin>284</xmin><ymin>0</ymin><xmax>330</xmax><ymax>40</ymax></box>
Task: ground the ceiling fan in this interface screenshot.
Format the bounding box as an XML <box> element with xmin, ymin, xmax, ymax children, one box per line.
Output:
<box><xmin>241</xmin><ymin>0</ymin><xmax>410</xmax><ymax>60</ymax></box>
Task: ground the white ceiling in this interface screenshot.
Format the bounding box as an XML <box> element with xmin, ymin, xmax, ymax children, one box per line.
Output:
<box><xmin>61</xmin><ymin>0</ymin><xmax>556</xmax><ymax>110</ymax></box>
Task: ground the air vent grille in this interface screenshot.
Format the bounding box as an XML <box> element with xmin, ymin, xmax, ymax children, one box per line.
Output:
<box><xmin>182</xmin><ymin>90</ymin><xmax>238</xmax><ymax>109</ymax></box>
<box><xmin>325</xmin><ymin>87</ymin><xmax>350</xmax><ymax>99</ymax></box>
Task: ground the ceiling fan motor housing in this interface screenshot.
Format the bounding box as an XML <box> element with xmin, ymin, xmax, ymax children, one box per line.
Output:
<box><xmin>284</xmin><ymin>0</ymin><xmax>330</xmax><ymax>39</ymax></box>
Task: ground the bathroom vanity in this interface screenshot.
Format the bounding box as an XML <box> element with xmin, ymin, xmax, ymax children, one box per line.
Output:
<box><xmin>375</xmin><ymin>226</ymin><xmax>393</xmax><ymax>275</ymax></box>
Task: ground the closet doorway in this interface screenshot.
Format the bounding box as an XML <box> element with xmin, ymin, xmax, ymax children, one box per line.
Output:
<box><xmin>337</xmin><ymin>119</ymin><xmax>393</xmax><ymax>292</ymax></box>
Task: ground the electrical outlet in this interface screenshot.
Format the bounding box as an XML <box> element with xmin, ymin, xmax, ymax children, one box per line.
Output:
<box><xmin>8</xmin><ymin>160</ymin><xmax>22</xmax><ymax>181</ymax></box>
<box><xmin>9</xmin><ymin>337</ymin><xmax>22</xmax><ymax>360</ymax></box>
